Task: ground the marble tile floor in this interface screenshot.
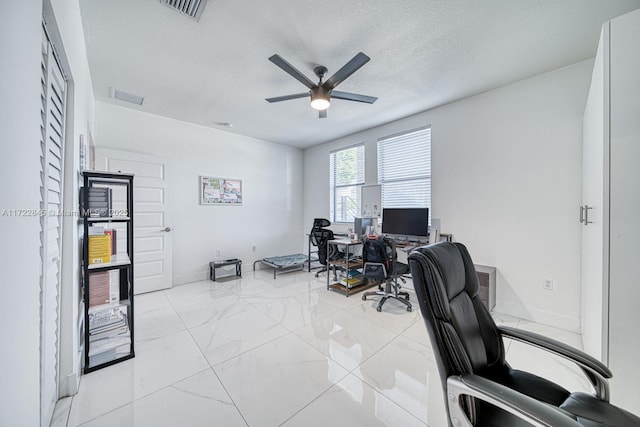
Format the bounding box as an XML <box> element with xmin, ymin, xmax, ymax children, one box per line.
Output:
<box><xmin>52</xmin><ymin>269</ymin><xmax>589</xmax><ymax>427</ymax></box>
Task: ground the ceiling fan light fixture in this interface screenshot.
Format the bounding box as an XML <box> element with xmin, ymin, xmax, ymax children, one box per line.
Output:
<box><xmin>310</xmin><ymin>87</ymin><xmax>330</xmax><ymax>110</ymax></box>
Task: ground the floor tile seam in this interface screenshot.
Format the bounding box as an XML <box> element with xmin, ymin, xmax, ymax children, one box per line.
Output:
<box><xmin>168</xmin><ymin>291</ymin><xmax>246</xmax><ymax>313</ymax></box>
<box><xmin>207</xmin><ymin>327</ymin><xmax>298</xmax><ymax>368</ymax></box>
<box><xmin>72</xmin><ymin>367</ymin><xmax>216</xmax><ymax>427</ymax></box>
<box><xmin>161</xmin><ymin>288</ymin><xmax>192</xmax><ymax>332</ymax></box>
<box><xmin>62</xmin><ymin>394</ymin><xmax>74</xmax><ymax>427</ymax></box>
<box><xmin>351</xmin><ymin>370</ymin><xmax>419</xmax><ymax>421</ymax></box>
<box><xmin>289</xmin><ymin>327</ymin><xmax>383</xmax><ymax>374</ymax></box>
<box><xmin>346</xmin><ymin>303</ymin><xmax>414</xmax><ymax>335</ymax></box>
<box><xmin>206</xmin><ymin>368</ymin><xmax>251</xmax><ymax>427</ymax></box>
<box><xmin>275</xmin><ymin>370</ymin><xmax>353</xmax><ymax>427</ymax></box>
<box><xmin>133</xmin><ymin>291</ymin><xmax>173</xmax><ymax>316</ymax></box>
<box><xmin>237</xmin><ymin>295</ymin><xmax>345</xmax><ymax>333</ymax></box>
<box><xmin>134</xmin><ymin>303</ymin><xmax>172</xmax><ymax>317</ymax></box>
<box><xmin>293</xmin><ymin>307</ymin><xmax>400</xmax><ymax>373</ymax></box>
<box><xmin>178</xmin><ymin>318</ymin><xmax>251</xmax><ymax>426</ymax></box>
<box><xmin>399</xmin><ymin>329</ymin><xmax>432</xmax><ymax>348</ymax></box>
<box><xmin>176</xmin><ymin>296</ymin><xmax>260</xmax><ymax>329</ymax></box>
<box><xmin>501</xmin><ymin>316</ymin><xmax>523</xmax><ymax>356</ymax></box>
<box><xmin>337</xmin><ymin>331</ymin><xmax>406</xmax><ymax>383</ymax></box>
<box><xmin>134</xmin><ymin>322</ymin><xmax>190</xmax><ymax>345</ymax></box>
<box><xmin>185</xmin><ymin>305</ymin><xmax>269</xmax><ymax>333</ymax></box>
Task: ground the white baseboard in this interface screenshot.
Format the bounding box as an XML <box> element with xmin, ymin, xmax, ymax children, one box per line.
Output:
<box><xmin>173</xmin><ymin>270</ymin><xmax>208</xmax><ymax>286</ymax></box>
<box><xmin>494</xmin><ymin>299</ymin><xmax>580</xmax><ymax>333</ymax></box>
<box><xmin>59</xmin><ymin>370</ymin><xmax>79</xmax><ymax>397</ymax></box>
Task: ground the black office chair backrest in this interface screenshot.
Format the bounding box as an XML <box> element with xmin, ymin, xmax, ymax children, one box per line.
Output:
<box><xmin>310</xmin><ymin>218</ymin><xmax>334</xmax><ymax>266</ymax></box>
<box><xmin>408</xmin><ymin>242</ymin><xmax>507</xmax><ymax>392</ymax></box>
<box><xmin>362</xmin><ymin>235</ymin><xmax>410</xmax><ymax>278</ymax></box>
<box><xmin>362</xmin><ymin>235</ymin><xmax>390</xmax><ymax>265</ymax></box>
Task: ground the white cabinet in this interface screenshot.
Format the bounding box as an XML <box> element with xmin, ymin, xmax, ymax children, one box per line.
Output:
<box><xmin>581</xmin><ymin>8</ymin><xmax>640</xmax><ymax>414</ymax></box>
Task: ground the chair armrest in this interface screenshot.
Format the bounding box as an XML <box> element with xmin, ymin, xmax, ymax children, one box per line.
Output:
<box><xmin>448</xmin><ymin>374</ymin><xmax>582</xmax><ymax>427</ymax></box>
<box><xmin>498</xmin><ymin>325</ymin><xmax>611</xmax><ymax>399</ymax></box>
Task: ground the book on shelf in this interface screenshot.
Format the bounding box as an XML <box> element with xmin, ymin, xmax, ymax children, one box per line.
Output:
<box><xmin>88</xmin><ymin>305</ymin><xmax>129</xmax><ymax>348</ymax></box>
<box><xmin>346</xmin><ymin>269</ymin><xmax>362</xmax><ymax>278</ymax></box>
<box><xmin>86</xmin><ymin>187</ymin><xmax>112</xmax><ymax>218</ymax></box>
<box><xmin>88</xmin><ymin>234</ymin><xmax>111</xmax><ymax>264</ymax></box>
<box><xmin>88</xmin><ymin>304</ymin><xmax>127</xmax><ymax>329</ymax></box>
<box><xmin>88</xmin><ymin>225</ymin><xmax>104</xmax><ymax>235</ymax></box>
<box><xmin>88</xmin><ymin>271</ymin><xmax>110</xmax><ymax>306</ymax></box>
<box><xmin>341</xmin><ymin>277</ymin><xmax>364</xmax><ymax>287</ymax></box>
<box><xmin>88</xmin><ymin>270</ymin><xmax>120</xmax><ymax>307</ymax></box>
<box><xmin>104</xmin><ymin>229</ymin><xmax>117</xmax><ymax>255</ymax></box>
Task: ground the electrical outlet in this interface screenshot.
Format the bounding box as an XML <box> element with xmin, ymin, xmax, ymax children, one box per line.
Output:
<box><xmin>543</xmin><ymin>278</ymin><xmax>554</xmax><ymax>291</ymax></box>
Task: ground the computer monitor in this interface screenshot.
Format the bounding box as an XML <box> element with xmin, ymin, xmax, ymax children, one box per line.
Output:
<box><xmin>381</xmin><ymin>208</ymin><xmax>429</xmax><ymax>237</ymax></box>
<box><xmin>354</xmin><ymin>217</ymin><xmax>373</xmax><ymax>238</ymax></box>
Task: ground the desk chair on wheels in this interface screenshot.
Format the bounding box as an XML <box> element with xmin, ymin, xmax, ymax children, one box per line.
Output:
<box><xmin>408</xmin><ymin>241</ymin><xmax>640</xmax><ymax>427</ymax></box>
<box><xmin>361</xmin><ymin>235</ymin><xmax>412</xmax><ymax>312</ymax></box>
<box><xmin>309</xmin><ymin>218</ymin><xmax>339</xmax><ymax>279</ymax></box>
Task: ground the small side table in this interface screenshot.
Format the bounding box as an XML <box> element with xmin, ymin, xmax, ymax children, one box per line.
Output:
<box><xmin>209</xmin><ymin>259</ymin><xmax>242</xmax><ymax>281</ymax></box>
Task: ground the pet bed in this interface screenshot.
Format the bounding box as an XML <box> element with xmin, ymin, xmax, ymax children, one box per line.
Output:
<box><xmin>253</xmin><ymin>253</ymin><xmax>310</xmax><ymax>279</ymax></box>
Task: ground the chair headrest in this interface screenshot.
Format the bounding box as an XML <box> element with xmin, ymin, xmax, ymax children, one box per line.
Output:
<box><xmin>410</xmin><ymin>242</ymin><xmax>480</xmax><ymax>319</ymax></box>
<box><xmin>312</xmin><ymin>218</ymin><xmax>331</xmax><ymax>228</ymax></box>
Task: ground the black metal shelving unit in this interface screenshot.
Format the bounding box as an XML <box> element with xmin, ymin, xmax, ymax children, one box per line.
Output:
<box><xmin>81</xmin><ymin>171</ymin><xmax>134</xmax><ymax>373</ymax></box>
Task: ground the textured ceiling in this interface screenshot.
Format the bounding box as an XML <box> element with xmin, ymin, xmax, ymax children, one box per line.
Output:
<box><xmin>79</xmin><ymin>0</ymin><xmax>640</xmax><ymax>148</ymax></box>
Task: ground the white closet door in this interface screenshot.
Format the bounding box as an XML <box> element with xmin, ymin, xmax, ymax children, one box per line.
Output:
<box><xmin>39</xmin><ymin>26</ymin><xmax>66</xmax><ymax>427</ymax></box>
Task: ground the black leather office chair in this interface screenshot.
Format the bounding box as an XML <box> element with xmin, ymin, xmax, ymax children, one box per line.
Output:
<box><xmin>310</xmin><ymin>218</ymin><xmax>338</xmax><ymax>278</ymax></box>
<box><xmin>408</xmin><ymin>242</ymin><xmax>640</xmax><ymax>427</ymax></box>
<box><xmin>361</xmin><ymin>235</ymin><xmax>412</xmax><ymax>312</ymax></box>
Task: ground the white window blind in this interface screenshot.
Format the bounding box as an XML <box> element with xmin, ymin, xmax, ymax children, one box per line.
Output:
<box><xmin>330</xmin><ymin>144</ymin><xmax>365</xmax><ymax>223</ymax></box>
<box><xmin>377</xmin><ymin>127</ymin><xmax>431</xmax><ymax>210</ymax></box>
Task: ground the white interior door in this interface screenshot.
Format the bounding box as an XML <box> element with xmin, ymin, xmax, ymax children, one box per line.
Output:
<box><xmin>95</xmin><ymin>148</ymin><xmax>173</xmax><ymax>294</ymax></box>
<box><xmin>580</xmin><ymin>24</ymin><xmax>609</xmax><ymax>362</ymax></box>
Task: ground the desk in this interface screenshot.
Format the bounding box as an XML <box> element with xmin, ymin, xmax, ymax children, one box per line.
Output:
<box><xmin>307</xmin><ymin>233</ymin><xmax>350</xmax><ymax>272</ymax></box>
<box><xmin>396</xmin><ymin>246</ymin><xmax>412</xmax><ymax>265</ymax></box>
<box><xmin>326</xmin><ymin>239</ymin><xmax>376</xmax><ymax>297</ymax></box>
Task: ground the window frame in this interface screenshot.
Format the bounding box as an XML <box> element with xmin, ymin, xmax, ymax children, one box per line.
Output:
<box><xmin>377</xmin><ymin>126</ymin><xmax>431</xmax><ymax>213</ymax></box>
<box><xmin>329</xmin><ymin>143</ymin><xmax>366</xmax><ymax>224</ymax></box>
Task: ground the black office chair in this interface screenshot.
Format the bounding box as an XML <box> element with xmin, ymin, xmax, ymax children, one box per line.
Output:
<box><xmin>361</xmin><ymin>235</ymin><xmax>412</xmax><ymax>312</ymax></box>
<box><xmin>408</xmin><ymin>242</ymin><xmax>640</xmax><ymax>427</ymax></box>
<box><xmin>310</xmin><ymin>218</ymin><xmax>339</xmax><ymax>278</ymax></box>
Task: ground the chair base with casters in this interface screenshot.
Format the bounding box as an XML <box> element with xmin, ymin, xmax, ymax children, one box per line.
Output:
<box><xmin>362</xmin><ymin>275</ymin><xmax>412</xmax><ymax>312</ymax></box>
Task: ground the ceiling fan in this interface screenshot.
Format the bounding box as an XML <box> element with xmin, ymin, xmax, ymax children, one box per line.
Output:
<box><xmin>265</xmin><ymin>52</ymin><xmax>377</xmax><ymax>118</ymax></box>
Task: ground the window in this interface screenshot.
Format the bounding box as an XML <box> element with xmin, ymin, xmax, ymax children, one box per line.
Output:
<box><xmin>377</xmin><ymin>127</ymin><xmax>431</xmax><ymax>210</ymax></box>
<box><xmin>330</xmin><ymin>144</ymin><xmax>365</xmax><ymax>223</ymax></box>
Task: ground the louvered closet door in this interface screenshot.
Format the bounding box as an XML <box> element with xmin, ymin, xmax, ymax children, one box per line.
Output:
<box><xmin>40</xmin><ymin>26</ymin><xmax>66</xmax><ymax>427</ymax></box>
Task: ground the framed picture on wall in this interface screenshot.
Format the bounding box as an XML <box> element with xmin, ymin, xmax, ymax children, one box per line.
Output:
<box><xmin>200</xmin><ymin>176</ymin><xmax>243</xmax><ymax>205</ymax></box>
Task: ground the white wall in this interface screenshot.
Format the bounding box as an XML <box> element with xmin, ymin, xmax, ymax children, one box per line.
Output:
<box><xmin>304</xmin><ymin>60</ymin><xmax>593</xmax><ymax>331</ymax></box>
<box><xmin>0</xmin><ymin>3</ymin><xmax>95</xmax><ymax>424</ymax></box>
<box><xmin>0</xmin><ymin>2</ymin><xmax>46</xmax><ymax>425</ymax></box>
<box><xmin>95</xmin><ymin>102</ymin><xmax>304</xmax><ymax>285</ymax></box>
<box><xmin>607</xmin><ymin>8</ymin><xmax>640</xmax><ymax>414</ymax></box>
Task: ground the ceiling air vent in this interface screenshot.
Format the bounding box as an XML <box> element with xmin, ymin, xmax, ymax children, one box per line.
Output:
<box><xmin>111</xmin><ymin>88</ymin><xmax>145</xmax><ymax>106</ymax></box>
<box><xmin>160</xmin><ymin>0</ymin><xmax>208</xmax><ymax>21</ymax></box>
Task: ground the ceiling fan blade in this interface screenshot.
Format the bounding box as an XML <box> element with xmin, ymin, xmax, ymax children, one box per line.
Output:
<box><xmin>319</xmin><ymin>110</ymin><xmax>327</xmax><ymax>119</ymax></box>
<box><xmin>265</xmin><ymin>92</ymin><xmax>309</xmax><ymax>103</ymax></box>
<box><xmin>268</xmin><ymin>54</ymin><xmax>316</xmax><ymax>89</ymax></box>
<box><xmin>331</xmin><ymin>91</ymin><xmax>377</xmax><ymax>104</ymax></box>
<box><xmin>322</xmin><ymin>52</ymin><xmax>370</xmax><ymax>90</ymax></box>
